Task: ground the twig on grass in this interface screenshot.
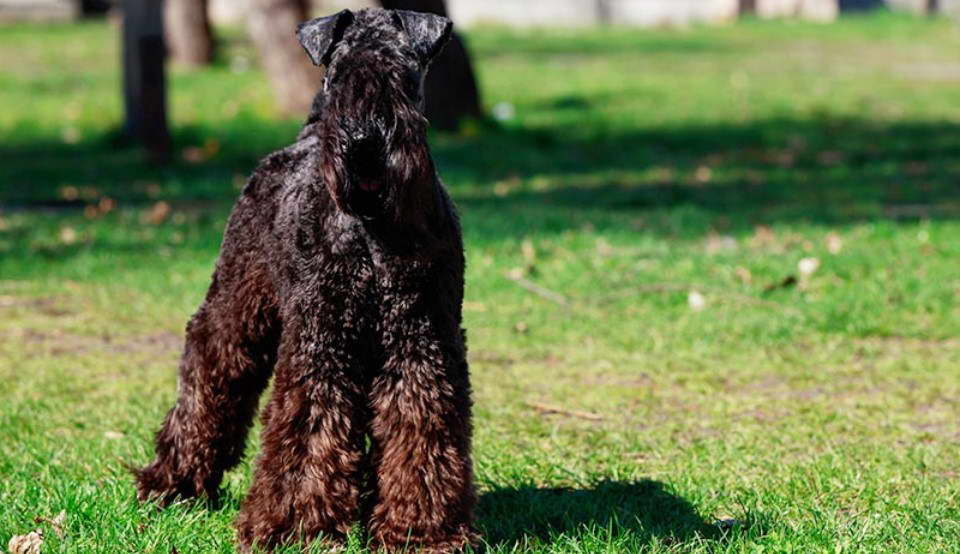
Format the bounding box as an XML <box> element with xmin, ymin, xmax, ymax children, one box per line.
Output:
<box><xmin>505</xmin><ymin>274</ymin><xmax>798</xmax><ymax>316</ymax></box>
<box><xmin>590</xmin><ymin>283</ymin><xmax>800</xmax><ymax>313</ymax></box>
<box><xmin>526</xmin><ymin>401</ymin><xmax>605</xmax><ymax>422</ymax></box>
<box><xmin>505</xmin><ymin>273</ymin><xmax>571</xmax><ymax>307</ymax></box>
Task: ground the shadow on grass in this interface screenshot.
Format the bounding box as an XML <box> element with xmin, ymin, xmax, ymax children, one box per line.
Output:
<box><xmin>477</xmin><ymin>480</ymin><xmax>730</xmax><ymax>548</ymax></box>
<box><xmin>2</xmin><ymin>114</ymin><xmax>959</xmax><ymax>238</ymax></box>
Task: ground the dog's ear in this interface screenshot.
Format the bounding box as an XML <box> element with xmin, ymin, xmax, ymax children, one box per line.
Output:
<box><xmin>393</xmin><ymin>10</ymin><xmax>453</xmax><ymax>65</ymax></box>
<box><xmin>297</xmin><ymin>10</ymin><xmax>355</xmax><ymax>67</ymax></box>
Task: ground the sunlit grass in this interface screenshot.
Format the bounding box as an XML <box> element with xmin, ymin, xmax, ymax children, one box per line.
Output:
<box><xmin>1</xmin><ymin>12</ymin><xmax>959</xmax><ymax>553</ymax></box>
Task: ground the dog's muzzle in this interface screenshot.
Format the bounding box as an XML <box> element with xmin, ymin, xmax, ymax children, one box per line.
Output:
<box><xmin>344</xmin><ymin>132</ymin><xmax>387</xmax><ymax>219</ymax></box>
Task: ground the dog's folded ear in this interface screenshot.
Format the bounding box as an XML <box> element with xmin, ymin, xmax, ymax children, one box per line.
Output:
<box><xmin>298</xmin><ymin>10</ymin><xmax>355</xmax><ymax>67</ymax></box>
<box><xmin>394</xmin><ymin>10</ymin><xmax>454</xmax><ymax>65</ymax></box>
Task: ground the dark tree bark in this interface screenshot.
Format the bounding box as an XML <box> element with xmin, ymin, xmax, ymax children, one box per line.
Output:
<box><xmin>123</xmin><ymin>0</ymin><xmax>171</xmax><ymax>162</ymax></box>
<box><xmin>379</xmin><ymin>0</ymin><xmax>483</xmax><ymax>131</ymax></box>
<box><xmin>247</xmin><ymin>0</ymin><xmax>323</xmax><ymax>114</ymax></box>
<box><xmin>739</xmin><ymin>0</ymin><xmax>757</xmax><ymax>13</ymax></box>
<box><xmin>165</xmin><ymin>0</ymin><xmax>215</xmax><ymax>67</ymax></box>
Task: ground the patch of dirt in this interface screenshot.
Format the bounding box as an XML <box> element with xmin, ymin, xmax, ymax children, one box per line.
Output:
<box><xmin>581</xmin><ymin>373</ymin><xmax>655</xmax><ymax>388</ymax></box>
<box><xmin>855</xmin><ymin>336</ymin><xmax>960</xmax><ymax>350</ymax></box>
<box><xmin>0</xmin><ymin>295</ymin><xmax>70</xmax><ymax>316</ymax></box>
<box><xmin>0</xmin><ymin>328</ymin><xmax>182</xmax><ymax>358</ymax></box>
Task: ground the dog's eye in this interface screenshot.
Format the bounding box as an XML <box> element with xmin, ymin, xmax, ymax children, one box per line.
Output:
<box><xmin>402</xmin><ymin>69</ymin><xmax>421</xmax><ymax>97</ymax></box>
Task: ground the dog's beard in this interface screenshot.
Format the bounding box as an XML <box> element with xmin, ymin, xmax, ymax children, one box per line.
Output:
<box><xmin>321</xmin><ymin>131</ymin><xmax>434</xmax><ymax>227</ymax></box>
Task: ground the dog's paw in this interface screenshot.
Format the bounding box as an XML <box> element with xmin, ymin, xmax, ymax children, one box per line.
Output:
<box><xmin>133</xmin><ymin>462</ymin><xmax>211</xmax><ymax>506</ymax></box>
<box><xmin>371</xmin><ymin>527</ymin><xmax>481</xmax><ymax>553</ymax></box>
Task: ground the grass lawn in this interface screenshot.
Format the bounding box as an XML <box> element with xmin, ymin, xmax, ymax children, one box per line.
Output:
<box><xmin>2</xmin><ymin>12</ymin><xmax>960</xmax><ymax>553</ymax></box>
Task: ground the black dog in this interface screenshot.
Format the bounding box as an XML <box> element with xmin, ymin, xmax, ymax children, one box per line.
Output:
<box><xmin>136</xmin><ymin>9</ymin><xmax>477</xmax><ymax>552</ymax></box>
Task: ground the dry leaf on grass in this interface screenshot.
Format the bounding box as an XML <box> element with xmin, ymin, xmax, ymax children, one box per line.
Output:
<box><xmin>7</xmin><ymin>529</ymin><xmax>43</xmax><ymax>554</ymax></box>
<box><xmin>826</xmin><ymin>232</ymin><xmax>843</xmax><ymax>254</ymax></box>
<box><xmin>35</xmin><ymin>511</ymin><xmax>66</xmax><ymax>539</ymax></box>
<box><xmin>521</xmin><ymin>239</ymin><xmax>536</xmax><ymax>265</ymax></box>
<box><xmin>688</xmin><ymin>290</ymin><xmax>707</xmax><ymax>311</ymax></box>
<box><xmin>798</xmin><ymin>257</ymin><xmax>820</xmax><ymax>277</ymax></box>
<box><xmin>142</xmin><ymin>201</ymin><xmax>172</xmax><ymax>225</ymax></box>
<box><xmin>59</xmin><ymin>227</ymin><xmax>77</xmax><ymax>245</ymax></box>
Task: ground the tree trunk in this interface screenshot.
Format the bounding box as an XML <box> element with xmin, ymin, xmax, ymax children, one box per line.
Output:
<box><xmin>123</xmin><ymin>0</ymin><xmax>171</xmax><ymax>162</ymax></box>
<box><xmin>165</xmin><ymin>0</ymin><xmax>214</xmax><ymax>67</ymax></box>
<box><xmin>379</xmin><ymin>0</ymin><xmax>483</xmax><ymax>131</ymax></box>
<box><xmin>247</xmin><ymin>0</ymin><xmax>323</xmax><ymax>115</ymax></box>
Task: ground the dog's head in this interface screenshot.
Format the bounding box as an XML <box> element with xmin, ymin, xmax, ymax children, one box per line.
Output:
<box><xmin>298</xmin><ymin>8</ymin><xmax>452</xmax><ymax>223</ymax></box>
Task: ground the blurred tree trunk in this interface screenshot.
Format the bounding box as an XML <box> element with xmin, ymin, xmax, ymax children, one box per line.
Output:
<box><xmin>165</xmin><ymin>0</ymin><xmax>215</xmax><ymax>67</ymax></box>
<box><xmin>248</xmin><ymin>0</ymin><xmax>322</xmax><ymax>114</ymax></box>
<box><xmin>379</xmin><ymin>0</ymin><xmax>483</xmax><ymax>131</ymax></box>
<box><xmin>739</xmin><ymin>0</ymin><xmax>757</xmax><ymax>12</ymax></box>
<box><xmin>123</xmin><ymin>0</ymin><xmax>171</xmax><ymax>162</ymax></box>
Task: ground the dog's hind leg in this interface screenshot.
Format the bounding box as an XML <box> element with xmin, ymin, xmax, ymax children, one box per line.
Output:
<box><xmin>135</xmin><ymin>258</ymin><xmax>281</xmax><ymax>505</ymax></box>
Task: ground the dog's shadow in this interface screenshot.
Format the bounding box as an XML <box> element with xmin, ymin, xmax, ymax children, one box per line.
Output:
<box><xmin>477</xmin><ymin>479</ymin><xmax>719</xmax><ymax>549</ymax></box>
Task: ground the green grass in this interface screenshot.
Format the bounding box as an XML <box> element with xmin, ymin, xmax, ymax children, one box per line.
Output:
<box><xmin>2</xmin><ymin>12</ymin><xmax>960</xmax><ymax>552</ymax></box>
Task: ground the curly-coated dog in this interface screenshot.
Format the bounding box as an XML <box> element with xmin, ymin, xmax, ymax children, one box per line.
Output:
<box><xmin>135</xmin><ymin>8</ymin><xmax>477</xmax><ymax>552</ymax></box>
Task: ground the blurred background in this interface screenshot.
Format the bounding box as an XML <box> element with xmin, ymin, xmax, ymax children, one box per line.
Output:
<box><xmin>2</xmin><ymin>1</ymin><xmax>959</xmax><ymax>552</ymax></box>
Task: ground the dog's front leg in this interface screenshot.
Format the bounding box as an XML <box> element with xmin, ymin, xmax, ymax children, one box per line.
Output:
<box><xmin>367</xmin><ymin>312</ymin><xmax>479</xmax><ymax>553</ymax></box>
<box><xmin>235</xmin><ymin>308</ymin><xmax>367</xmax><ymax>552</ymax></box>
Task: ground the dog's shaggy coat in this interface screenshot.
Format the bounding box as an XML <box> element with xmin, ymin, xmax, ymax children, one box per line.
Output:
<box><xmin>135</xmin><ymin>9</ymin><xmax>477</xmax><ymax>552</ymax></box>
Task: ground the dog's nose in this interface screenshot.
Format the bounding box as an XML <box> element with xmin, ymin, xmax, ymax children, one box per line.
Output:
<box><xmin>347</xmin><ymin>134</ymin><xmax>385</xmax><ymax>178</ymax></box>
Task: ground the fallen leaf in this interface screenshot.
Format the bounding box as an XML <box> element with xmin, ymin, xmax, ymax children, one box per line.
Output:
<box><xmin>798</xmin><ymin>257</ymin><xmax>820</xmax><ymax>277</ymax></box>
<box><xmin>143</xmin><ymin>201</ymin><xmax>171</xmax><ymax>225</ymax></box>
<box><xmin>103</xmin><ymin>431</ymin><xmax>124</xmax><ymax>440</ymax></box>
<box><xmin>826</xmin><ymin>232</ymin><xmax>843</xmax><ymax>254</ymax></box>
<box><xmin>750</xmin><ymin>225</ymin><xmax>776</xmax><ymax>249</ymax></box>
<box><xmin>182</xmin><ymin>147</ymin><xmax>206</xmax><ymax>164</ymax></box>
<box><xmin>521</xmin><ymin>239</ymin><xmax>536</xmax><ymax>264</ymax></box>
<box><xmin>688</xmin><ymin>291</ymin><xmax>707</xmax><ymax>311</ymax></box>
<box><xmin>59</xmin><ymin>227</ymin><xmax>77</xmax><ymax>245</ymax></box>
<box><xmin>59</xmin><ymin>186</ymin><xmax>79</xmax><ymax>201</ymax></box>
<box><xmin>8</xmin><ymin>529</ymin><xmax>43</xmax><ymax>554</ymax></box>
<box><xmin>34</xmin><ymin>511</ymin><xmax>66</xmax><ymax>539</ymax></box>
<box><xmin>50</xmin><ymin>511</ymin><xmax>66</xmax><ymax>539</ymax></box>
<box><xmin>98</xmin><ymin>197</ymin><xmax>116</xmax><ymax>215</ymax></box>
<box><xmin>735</xmin><ymin>266</ymin><xmax>752</xmax><ymax>284</ymax></box>
<box><xmin>694</xmin><ymin>166</ymin><xmax>712</xmax><ymax>184</ymax></box>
